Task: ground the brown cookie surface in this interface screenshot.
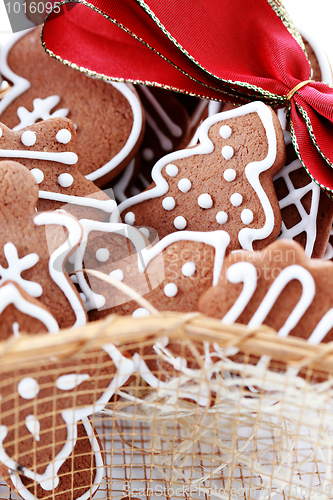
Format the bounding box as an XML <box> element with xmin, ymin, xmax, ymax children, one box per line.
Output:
<box><xmin>0</xmin><ymin>27</ymin><xmax>144</xmax><ymax>186</ymax></box>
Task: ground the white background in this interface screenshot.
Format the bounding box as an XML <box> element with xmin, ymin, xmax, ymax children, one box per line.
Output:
<box><xmin>0</xmin><ymin>0</ymin><xmax>333</xmax><ymax>70</ymax></box>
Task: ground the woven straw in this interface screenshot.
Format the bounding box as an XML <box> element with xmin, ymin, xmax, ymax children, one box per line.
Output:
<box><xmin>0</xmin><ymin>310</ymin><xmax>333</xmax><ymax>500</ymax></box>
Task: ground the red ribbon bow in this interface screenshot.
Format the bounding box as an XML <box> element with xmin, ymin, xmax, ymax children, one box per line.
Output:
<box><xmin>42</xmin><ymin>0</ymin><xmax>333</xmax><ymax>194</ymax></box>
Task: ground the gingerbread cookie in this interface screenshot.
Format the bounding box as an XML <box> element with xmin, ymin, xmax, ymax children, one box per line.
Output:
<box><xmin>0</xmin><ymin>27</ymin><xmax>144</xmax><ymax>186</ymax></box>
<box><xmin>199</xmin><ymin>239</ymin><xmax>333</xmax><ymax>344</ymax></box>
<box><xmin>0</xmin><ymin>160</ymin><xmax>87</xmax><ymax>329</ymax></box>
<box><xmin>0</xmin><ymin>117</ymin><xmax>116</xmax><ymax>221</ymax></box>
<box><xmin>73</xmin><ymin>221</ymin><xmax>230</xmax><ymax>320</ymax></box>
<box><xmin>114</xmin><ymin>102</ymin><xmax>286</xmax><ymax>254</ymax></box>
<box><xmin>0</xmin><ymin>344</ymin><xmax>134</xmax><ymax>500</ymax></box>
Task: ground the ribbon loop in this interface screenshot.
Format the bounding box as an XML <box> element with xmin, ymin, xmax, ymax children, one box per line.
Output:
<box><xmin>285</xmin><ymin>80</ymin><xmax>316</xmax><ymax>103</ymax></box>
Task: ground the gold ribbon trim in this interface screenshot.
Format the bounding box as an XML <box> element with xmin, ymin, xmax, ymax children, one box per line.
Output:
<box><xmin>286</xmin><ymin>79</ymin><xmax>315</xmax><ymax>101</ymax></box>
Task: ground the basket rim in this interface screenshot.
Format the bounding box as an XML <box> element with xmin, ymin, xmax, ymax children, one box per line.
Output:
<box><xmin>1</xmin><ymin>312</ymin><xmax>332</xmax><ymax>375</ymax></box>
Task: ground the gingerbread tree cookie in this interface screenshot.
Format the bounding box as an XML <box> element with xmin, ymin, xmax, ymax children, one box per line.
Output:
<box><xmin>0</xmin><ymin>117</ymin><xmax>116</xmax><ymax>221</ymax></box>
<box><xmin>0</xmin><ymin>27</ymin><xmax>144</xmax><ymax>186</ymax></box>
<box><xmin>114</xmin><ymin>102</ymin><xmax>286</xmax><ymax>253</ymax></box>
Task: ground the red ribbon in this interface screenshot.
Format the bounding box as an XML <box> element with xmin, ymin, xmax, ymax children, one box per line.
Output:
<box><xmin>41</xmin><ymin>0</ymin><xmax>333</xmax><ymax>194</ymax></box>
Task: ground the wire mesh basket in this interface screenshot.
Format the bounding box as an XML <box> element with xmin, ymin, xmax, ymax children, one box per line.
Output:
<box><xmin>0</xmin><ymin>313</ymin><xmax>332</xmax><ymax>500</ymax></box>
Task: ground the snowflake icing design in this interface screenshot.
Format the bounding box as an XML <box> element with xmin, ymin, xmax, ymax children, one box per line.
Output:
<box><xmin>0</xmin><ymin>243</ymin><xmax>42</xmax><ymax>297</ymax></box>
<box><xmin>13</xmin><ymin>95</ymin><xmax>69</xmax><ymax>131</ymax></box>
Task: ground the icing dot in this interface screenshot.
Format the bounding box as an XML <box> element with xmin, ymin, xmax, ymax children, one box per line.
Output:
<box><xmin>220</xmin><ymin>125</ymin><xmax>232</xmax><ymax>139</ymax></box>
<box><xmin>96</xmin><ymin>248</ymin><xmax>110</xmax><ymax>262</ymax></box>
<box><xmin>223</xmin><ymin>169</ymin><xmax>236</xmax><ymax>182</ymax></box>
<box><xmin>162</xmin><ymin>196</ymin><xmax>176</xmax><ymax>210</ymax></box>
<box><xmin>198</xmin><ymin>193</ymin><xmax>213</xmax><ymax>209</ymax></box>
<box><xmin>30</xmin><ymin>168</ymin><xmax>44</xmax><ymax>184</ymax></box>
<box><xmin>230</xmin><ymin>193</ymin><xmax>243</xmax><ymax>207</ymax></box>
<box><xmin>164</xmin><ymin>283</ymin><xmax>178</xmax><ymax>297</ymax></box>
<box><xmin>109</xmin><ymin>269</ymin><xmax>124</xmax><ymax>281</ymax></box>
<box><xmin>174</xmin><ymin>216</ymin><xmax>187</xmax><ymax>230</ymax></box>
<box><xmin>58</xmin><ymin>173</ymin><xmax>74</xmax><ymax>187</ymax></box>
<box><xmin>56</xmin><ymin>128</ymin><xmax>71</xmax><ymax>144</ymax></box>
<box><xmin>216</xmin><ymin>211</ymin><xmax>228</xmax><ymax>224</ymax></box>
<box><xmin>132</xmin><ymin>308</ymin><xmax>150</xmax><ymax>318</ymax></box>
<box><xmin>21</xmin><ymin>131</ymin><xmax>36</xmax><ymax>147</ymax></box>
<box><xmin>139</xmin><ymin>227</ymin><xmax>150</xmax><ymax>238</ymax></box>
<box><xmin>178</xmin><ymin>178</ymin><xmax>191</xmax><ymax>193</ymax></box>
<box><xmin>241</xmin><ymin>208</ymin><xmax>254</xmax><ymax>225</ymax></box>
<box><xmin>79</xmin><ymin>293</ymin><xmax>86</xmax><ymax>303</ymax></box>
<box><xmin>182</xmin><ymin>262</ymin><xmax>196</xmax><ymax>277</ymax></box>
<box><xmin>165</xmin><ymin>164</ymin><xmax>178</xmax><ymax>177</ymax></box>
<box><xmin>142</xmin><ymin>148</ymin><xmax>154</xmax><ymax>161</ymax></box>
<box><xmin>18</xmin><ymin>377</ymin><xmax>39</xmax><ymax>399</ymax></box>
<box><xmin>222</xmin><ymin>145</ymin><xmax>234</xmax><ymax>160</ymax></box>
<box><xmin>124</xmin><ymin>212</ymin><xmax>135</xmax><ymax>225</ymax></box>
<box><xmin>70</xmin><ymin>275</ymin><xmax>78</xmax><ymax>284</ymax></box>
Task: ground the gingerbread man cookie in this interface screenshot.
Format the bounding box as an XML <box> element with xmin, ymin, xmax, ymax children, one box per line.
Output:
<box><xmin>0</xmin><ymin>117</ymin><xmax>116</xmax><ymax>221</ymax></box>
<box><xmin>0</xmin><ymin>160</ymin><xmax>87</xmax><ymax>329</ymax></box>
<box><xmin>114</xmin><ymin>102</ymin><xmax>286</xmax><ymax>253</ymax></box>
<box><xmin>199</xmin><ymin>239</ymin><xmax>333</xmax><ymax>344</ymax></box>
<box><xmin>0</xmin><ymin>27</ymin><xmax>144</xmax><ymax>186</ymax></box>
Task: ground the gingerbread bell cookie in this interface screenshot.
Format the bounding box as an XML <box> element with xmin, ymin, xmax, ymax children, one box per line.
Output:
<box><xmin>0</xmin><ymin>117</ymin><xmax>116</xmax><ymax>221</ymax></box>
<box><xmin>0</xmin><ymin>160</ymin><xmax>87</xmax><ymax>330</ymax></box>
<box><xmin>114</xmin><ymin>102</ymin><xmax>286</xmax><ymax>254</ymax></box>
<box><xmin>0</xmin><ymin>27</ymin><xmax>144</xmax><ymax>186</ymax></box>
<box><xmin>199</xmin><ymin>239</ymin><xmax>333</xmax><ymax>344</ymax></box>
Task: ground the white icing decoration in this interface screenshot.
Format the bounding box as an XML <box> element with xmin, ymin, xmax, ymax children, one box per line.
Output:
<box><xmin>34</xmin><ymin>211</ymin><xmax>87</xmax><ymax>328</ymax></box>
<box><xmin>174</xmin><ymin>216</ymin><xmax>187</xmax><ymax>230</ymax></box>
<box><xmin>230</xmin><ymin>193</ymin><xmax>243</xmax><ymax>207</ymax></box>
<box><xmin>0</xmin><ymin>243</ymin><xmax>42</xmax><ymax>297</ymax></box>
<box><xmin>13</xmin><ymin>95</ymin><xmax>69</xmax><ymax>131</ymax></box>
<box><xmin>220</xmin><ymin>125</ymin><xmax>232</xmax><ymax>139</ymax></box>
<box><xmin>274</xmin><ymin>159</ymin><xmax>320</xmax><ymax>257</ymax></box>
<box><xmin>95</xmin><ymin>248</ymin><xmax>110</xmax><ymax>263</ymax></box>
<box><xmin>222</xmin><ymin>145</ymin><xmax>234</xmax><ymax>160</ymax></box>
<box><xmin>109</xmin><ymin>269</ymin><xmax>124</xmax><ymax>282</ymax></box>
<box><xmin>21</xmin><ymin>131</ymin><xmax>36</xmax><ymax>147</ymax></box>
<box><xmin>18</xmin><ymin>377</ymin><xmax>40</xmax><ymax>399</ymax></box>
<box><xmin>165</xmin><ymin>164</ymin><xmax>178</xmax><ymax>177</ymax></box>
<box><xmin>216</xmin><ymin>211</ymin><xmax>228</xmax><ymax>224</ymax></box>
<box><xmin>162</xmin><ymin>196</ymin><xmax>176</xmax><ymax>210</ymax></box>
<box><xmin>208</xmin><ymin>101</ymin><xmax>222</xmax><ymax>117</ymax></box>
<box><xmin>0</xmin><ymin>283</ymin><xmax>59</xmax><ymax>332</ymax></box>
<box><xmin>12</xmin><ymin>322</ymin><xmax>19</xmax><ymax>337</ymax></box>
<box><xmin>139</xmin><ymin>227</ymin><xmax>150</xmax><ymax>238</ymax></box>
<box><xmin>140</xmin><ymin>86</ymin><xmax>182</xmax><ymax>137</ymax></box>
<box><xmin>164</xmin><ymin>283</ymin><xmax>178</xmax><ymax>297</ymax></box>
<box><xmin>56</xmin><ymin>373</ymin><xmax>90</xmax><ymax>391</ymax></box>
<box><xmin>124</xmin><ymin>211</ymin><xmax>135</xmax><ymax>225</ymax></box>
<box><xmin>144</xmin><ymin>108</ymin><xmax>173</xmax><ymax>150</ymax></box>
<box><xmin>79</xmin><ymin>292</ymin><xmax>86</xmax><ymax>303</ymax></box>
<box><xmin>56</xmin><ymin>129</ymin><xmax>71</xmax><ymax>144</ymax></box>
<box><xmin>58</xmin><ymin>173</ymin><xmax>74</xmax><ymax>187</ymax></box>
<box><xmin>241</xmin><ymin>209</ymin><xmax>254</xmax><ymax>225</ymax></box>
<box><xmin>142</xmin><ymin>148</ymin><xmax>154</xmax><ymax>161</ymax></box>
<box><xmin>38</xmin><ymin>191</ymin><xmax>117</xmax><ymax>214</ymax></box>
<box><xmin>30</xmin><ymin>168</ymin><xmax>44</xmax><ymax>184</ymax></box>
<box><xmin>112</xmin><ymin>159</ymin><xmax>135</xmax><ymax>202</ymax></box>
<box><xmin>0</xmin><ymin>148</ymin><xmax>77</xmax><ymax>165</ymax></box>
<box><xmin>132</xmin><ymin>307</ymin><xmax>150</xmax><ymax>318</ymax></box>
<box><xmin>114</xmin><ymin>102</ymin><xmax>279</xmax><ymax>251</ymax></box>
<box><xmin>182</xmin><ymin>262</ymin><xmax>196</xmax><ymax>277</ymax></box>
<box><xmin>25</xmin><ymin>415</ymin><xmax>40</xmax><ymax>441</ymax></box>
<box><xmin>223</xmin><ymin>168</ymin><xmax>236</xmax><ymax>182</ymax></box>
<box><xmin>178</xmin><ymin>178</ymin><xmax>191</xmax><ymax>193</ymax></box>
<box><xmin>198</xmin><ymin>193</ymin><xmax>213</xmax><ymax>209</ymax></box>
